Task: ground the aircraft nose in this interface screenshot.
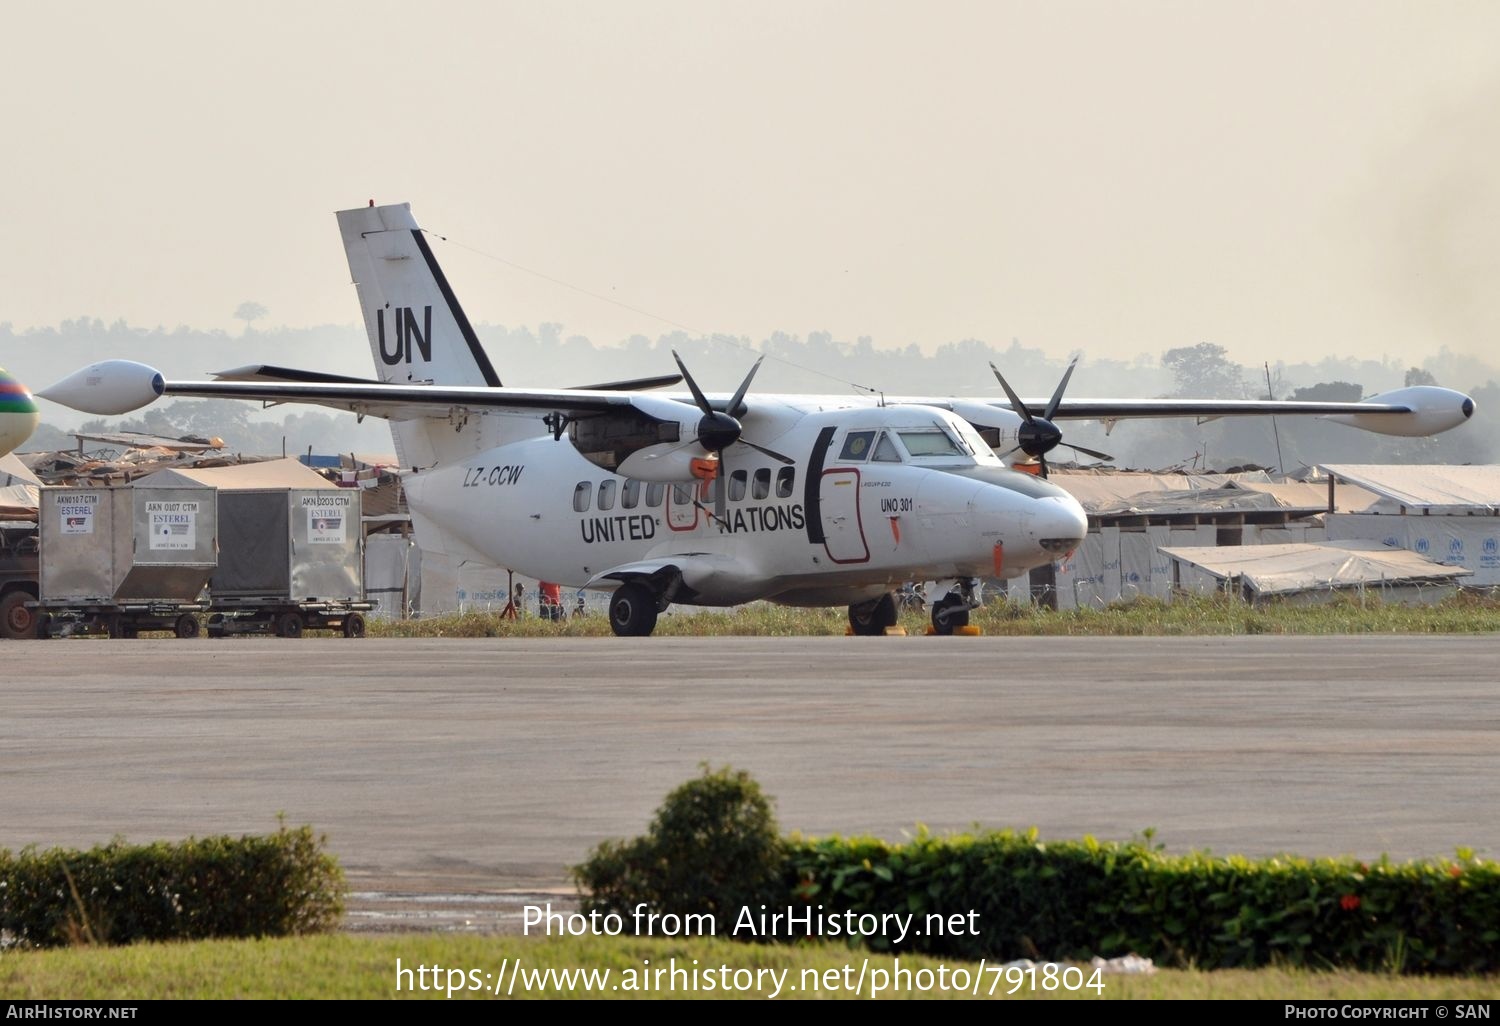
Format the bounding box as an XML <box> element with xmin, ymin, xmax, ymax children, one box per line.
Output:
<box><xmin>1032</xmin><ymin>495</ymin><xmax>1088</xmax><ymax>556</ymax></box>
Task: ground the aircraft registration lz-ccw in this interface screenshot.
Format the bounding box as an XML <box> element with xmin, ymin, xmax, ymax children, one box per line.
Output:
<box><xmin>41</xmin><ymin>202</ymin><xmax>1476</xmax><ymax>636</ymax></box>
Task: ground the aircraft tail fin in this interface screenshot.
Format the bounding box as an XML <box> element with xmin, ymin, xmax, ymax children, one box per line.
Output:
<box><xmin>336</xmin><ymin>202</ymin><xmax>511</xmax><ymax>466</ymax></box>
<box><xmin>337</xmin><ymin>203</ymin><xmax>500</xmax><ymax>389</ymax></box>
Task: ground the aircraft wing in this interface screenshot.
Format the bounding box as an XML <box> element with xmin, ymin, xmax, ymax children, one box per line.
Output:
<box><xmin>38</xmin><ymin>360</ymin><xmax>699</xmax><ymax>422</ymax></box>
<box><xmin>906</xmin><ymin>389</ymin><xmax>1476</xmax><ymax>438</ymax></box>
<box><xmin>212</xmin><ymin>365</ymin><xmax>685</xmax><ymax>394</ymax></box>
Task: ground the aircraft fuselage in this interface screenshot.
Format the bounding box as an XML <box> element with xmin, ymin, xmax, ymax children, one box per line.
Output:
<box><xmin>403</xmin><ymin>403</ymin><xmax>1089</xmax><ymax>606</ymax></box>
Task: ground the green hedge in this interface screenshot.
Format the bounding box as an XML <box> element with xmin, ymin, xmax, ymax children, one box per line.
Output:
<box><xmin>575</xmin><ymin>765</ymin><xmax>784</xmax><ymax>937</ymax></box>
<box><xmin>0</xmin><ymin>825</ymin><xmax>345</xmax><ymax>947</ymax></box>
<box><xmin>572</xmin><ymin>770</ymin><xmax>1500</xmax><ymax>973</ymax></box>
<box><xmin>784</xmin><ymin>829</ymin><xmax>1500</xmax><ymax>973</ymax></box>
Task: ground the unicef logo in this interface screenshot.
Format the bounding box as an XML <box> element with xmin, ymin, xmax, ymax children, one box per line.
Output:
<box><xmin>1383</xmin><ymin>537</ymin><xmax>1398</xmax><ymax>548</ymax></box>
<box><xmin>457</xmin><ymin>589</ymin><xmax>467</xmax><ymax>601</ymax></box>
<box><xmin>1450</xmin><ymin>538</ymin><xmax>1464</xmax><ymax>556</ymax></box>
<box><xmin>1127</xmin><ymin>572</ymin><xmax>1141</xmax><ymax>583</ymax></box>
<box><xmin>1416</xmin><ymin>538</ymin><xmax>1430</xmax><ymax>554</ymax></box>
<box><xmin>1486</xmin><ymin>538</ymin><xmax>1498</xmax><ymax>555</ymax></box>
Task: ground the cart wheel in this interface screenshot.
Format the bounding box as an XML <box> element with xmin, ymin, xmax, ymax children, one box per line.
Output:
<box><xmin>121</xmin><ymin>625</ymin><xmax>139</xmax><ymax>639</ymax></box>
<box><xmin>1</xmin><ymin>592</ymin><xmax>36</xmax><ymax>641</ymax></box>
<box><xmin>341</xmin><ymin>612</ymin><xmax>367</xmax><ymax>639</ymax></box>
<box><xmin>35</xmin><ymin>612</ymin><xmax>52</xmax><ymax>640</ymax></box>
<box><xmin>174</xmin><ymin>613</ymin><xmax>201</xmax><ymax>640</ymax></box>
<box><xmin>106</xmin><ymin>614</ymin><xmax>126</xmax><ymax>639</ymax></box>
<box><xmin>275</xmin><ymin>612</ymin><xmax>305</xmax><ymax>638</ymax></box>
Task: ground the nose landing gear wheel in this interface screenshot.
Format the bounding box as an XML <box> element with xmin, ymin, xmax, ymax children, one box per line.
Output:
<box><xmin>609</xmin><ymin>582</ymin><xmax>659</xmax><ymax>637</ymax></box>
<box><xmin>848</xmin><ymin>592</ymin><xmax>898</xmax><ymax>636</ymax></box>
<box><xmin>931</xmin><ymin>594</ymin><xmax>970</xmax><ymax>636</ymax></box>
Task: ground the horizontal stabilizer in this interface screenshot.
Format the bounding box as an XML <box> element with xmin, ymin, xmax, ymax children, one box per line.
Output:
<box><xmin>212</xmin><ymin>365</ymin><xmax>381</xmax><ymax>385</ymax></box>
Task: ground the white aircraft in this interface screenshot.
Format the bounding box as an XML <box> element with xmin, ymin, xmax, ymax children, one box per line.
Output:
<box><xmin>40</xmin><ymin>202</ymin><xmax>1476</xmax><ymax>636</ymax></box>
<box><xmin>0</xmin><ymin>368</ymin><xmax>40</xmax><ymax>458</ymax></box>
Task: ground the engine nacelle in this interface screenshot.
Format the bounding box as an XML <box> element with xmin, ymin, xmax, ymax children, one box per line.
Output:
<box><xmin>616</xmin><ymin>443</ymin><xmax>716</xmax><ymax>483</ymax></box>
<box><xmin>1324</xmin><ymin>386</ymin><xmax>1475</xmax><ymax>437</ymax></box>
<box><xmin>568</xmin><ymin>394</ymin><xmax>706</xmax><ymax>481</ymax></box>
<box><xmin>948</xmin><ymin>400</ymin><xmax>1023</xmax><ymax>452</ymax></box>
<box><xmin>38</xmin><ymin>360</ymin><xmax>164</xmax><ymax>416</ymax></box>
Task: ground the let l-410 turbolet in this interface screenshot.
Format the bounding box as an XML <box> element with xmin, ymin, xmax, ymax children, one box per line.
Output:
<box><xmin>40</xmin><ymin>202</ymin><xmax>1475</xmax><ymax>636</ymax></box>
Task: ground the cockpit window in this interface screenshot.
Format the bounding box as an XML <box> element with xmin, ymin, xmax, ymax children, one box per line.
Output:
<box><xmin>871</xmin><ymin>432</ymin><xmax>902</xmax><ymax>463</ymax></box>
<box><xmin>839</xmin><ymin>430</ymin><xmax>876</xmax><ymax>462</ymax></box>
<box><xmin>898</xmin><ymin>430</ymin><xmax>963</xmax><ymax>457</ymax></box>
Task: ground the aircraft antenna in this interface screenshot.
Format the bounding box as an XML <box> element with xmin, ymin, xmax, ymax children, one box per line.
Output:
<box><xmin>1264</xmin><ymin>362</ymin><xmax>1285</xmax><ymax>477</ymax></box>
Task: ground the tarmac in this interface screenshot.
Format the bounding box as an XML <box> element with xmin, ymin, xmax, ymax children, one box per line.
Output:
<box><xmin>5</xmin><ymin>635</ymin><xmax>1498</xmax><ymax>901</ymax></box>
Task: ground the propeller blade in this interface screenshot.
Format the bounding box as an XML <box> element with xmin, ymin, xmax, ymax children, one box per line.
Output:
<box><xmin>1042</xmin><ymin>357</ymin><xmax>1079</xmax><ymax>421</ymax></box>
<box><xmin>737</xmin><ymin>438</ymin><xmax>795</xmax><ymax>464</ymax></box>
<box><xmin>726</xmin><ymin>356</ymin><xmax>764</xmax><ymax>418</ymax></box>
<box><xmin>1038</xmin><ymin>454</ymin><xmax>1049</xmax><ymax>479</ymax></box>
<box><xmin>1066</xmin><ymin>443</ymin><xmax>1114</xmax><ymax>462</ymax></box>
<box><xmin>715</xmin><ymin>461</ymin><xmax>728</xmax><ymax>521</ymax></box>
<box><xmin>989</xmin><ymin>362</ymin><xmax>1034</xmax><ymax>422</ymax></box>
<box><xmin>671</xmin><ymin>350</ymin><xmax>713</xmax><ymax>415</ymax></box>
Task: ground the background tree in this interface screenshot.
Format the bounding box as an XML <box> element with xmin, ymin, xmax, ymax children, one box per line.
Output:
<box><xmin>233</xmin><ymin>301</ymin><xmax>268</xmax><ymax>335</ymax></box>
<box><xmin>1162</xmin><ymin>342</ymin><xmax>1247</xmax><ymax>398</ymax></box>
<box><xmin>1291</xmin><ymin>381</ymin><xmax>1364</xmax><ymax>402</ymax></box>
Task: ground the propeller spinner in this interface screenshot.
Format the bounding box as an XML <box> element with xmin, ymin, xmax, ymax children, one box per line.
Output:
<box><xmin>989</xmin><ymin>357</ymin><xmax>1112</xmax><ymax>477</ymax></box>
<box><xmin>671</xmin><ymin>351</ymin><xmax>792</xmax><ymax>520</ymax></box>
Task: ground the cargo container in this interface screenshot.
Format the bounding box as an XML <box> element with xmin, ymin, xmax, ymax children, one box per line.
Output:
<box><xmin>145</xmin><ymin>460</ymin><xmax>371</xmax><ymax>637</ymax></box>
<box><xmin>35</xmin><ymin>484</ymin><xmax>216</xmax><ymax>638</ymax></box>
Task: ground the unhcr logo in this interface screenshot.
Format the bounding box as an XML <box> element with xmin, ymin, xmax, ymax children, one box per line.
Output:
<box><xmin>1416</xmin><ymin>538</ymin><xmax>1430</xmax><ymax>553</ymax></box>
<box><xmin>1450</xmin><ymin>538</ymin><xmax>1464</xmax><ymax>556</ymax></box>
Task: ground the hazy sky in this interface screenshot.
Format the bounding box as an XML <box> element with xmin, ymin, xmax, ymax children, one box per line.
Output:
<box><xmin>5</xmin><ymin>1</ymin><xmax>1498</xmax><ymax>369</ymax></box>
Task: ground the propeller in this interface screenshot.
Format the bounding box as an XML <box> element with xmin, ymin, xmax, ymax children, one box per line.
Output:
<box><xmin>989</xmin><ymin>357</ymin><xmax>1112</xmax><ymax>477</ymax></box>
<box><xmin>671</xmin><ymin>351</ymin><xmax>793</xmax><ymax>520</ymax></box>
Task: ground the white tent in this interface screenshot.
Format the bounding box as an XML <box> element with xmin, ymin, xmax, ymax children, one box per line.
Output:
<box><xmin>1319</xmin><ymin>464</ymin><xmax>1500</xmax><ymax>515</ymax></box>
<box><xmin>138</xmin><ymin>457</ymin><xmax>336</xmax><ymax>491</ymax></box>
<box><xmin>1319</xmin><ymin>464</ymin><xmax>1500</xmax><ymax>586</ymax></box>
<box><xmin>1161</xmin><ymin>540</ymin><xmax>1471</xmax><ymax>605</ymax></box>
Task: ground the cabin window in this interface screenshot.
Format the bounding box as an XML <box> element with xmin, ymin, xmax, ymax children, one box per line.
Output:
<box><xmin>839</xmin><ymin>430</ymin><xmax>875</xmax><ymax>461</ymax></box>
<box><xmin>728</xmin><ymin>469</ymin><xmax>748</xmax><ymax>502</ymax></box>
<box><xmin>751</xmin><ymin>467</ymin><xmax>771</xmax><ymax>500</ymax></box>
<box><xmin>898</xmin><ymin>430</ymin><xmax>963</xmax><ymax>457</ymax></box>
<box><xmin>776</xmin><ymin>466</ymin><xmax>795</xmax><ymax>498</ymax></box>
<box><xmin>598</xmin><ymin>479</ymin><xmax>616</xmax><ymax>511</ymax></box>
<box><xmin>572</xmin><ymin>481</ymin><xmax>591</xmax><ymax>513</ymax></box>
<box><xmin>673</xmin><ymin>482</ymin><xmax>695</xmax><ymax>505</ymax></box>
<box><xmin>646</xmin><ymin>482</ymin><xmax>665</xmax><ymax>507</ymax></box>
<box><xmin>872</xmin><ymin>432</ymin><xmax>903</xmax><ymax>463</ymax></box>
<box><xmin>621</xmin><ymin>479</ymin><xmax>641</xmax><ymax>509</ymax></box>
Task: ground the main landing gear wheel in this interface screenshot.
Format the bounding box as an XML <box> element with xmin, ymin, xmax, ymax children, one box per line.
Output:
<box><xmin>848</xmin><ymin>593</ymin><xmax>898</xmax><ymax>636</ymax></box>
<box><xmin>931</xmin><ymin>594</ymin><xmax>970</xmax><ymax>636</ymax></box>
<box><xmin>609</xmin><ymin>582</ymin><xmax>658</xmax><ymax>637</ymax></box>
<box><xmin>275</xmin><ymin>612</ymin><xmax>305</xmax><ymax>638</ymax></box>
<box><xmin>0</xmin><ymin>592</ymin><xmax>35</xmax><ymax>640</ymax></box>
